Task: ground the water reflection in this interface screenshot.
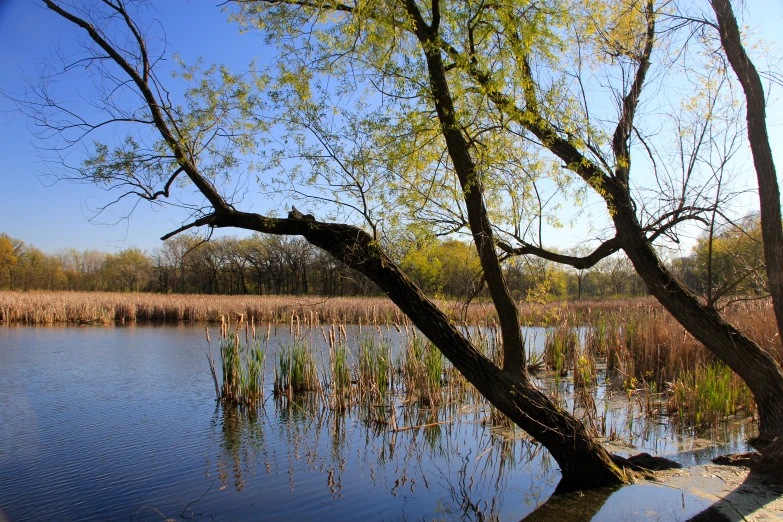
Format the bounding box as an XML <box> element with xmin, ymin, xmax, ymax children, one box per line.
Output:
<box><xmin>0</xmin><ymin>325</ymin><xmax>764</xmax><ymax>521</ymax></box>
<box><xmin>203</xmin><ymin>365</ymin><xmax>756</xmax><ymax>520</ymax></box>
<box><xmin>209</xmin><ymin>394</ymin><xmax>560</xmax><ymax>521</ymax></box>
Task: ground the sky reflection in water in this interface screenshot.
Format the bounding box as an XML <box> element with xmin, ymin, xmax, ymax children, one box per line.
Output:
<box><xmin>0</xmin><ymin>324</ymin><xmax>754</xmax><ymax>521</ymax></box>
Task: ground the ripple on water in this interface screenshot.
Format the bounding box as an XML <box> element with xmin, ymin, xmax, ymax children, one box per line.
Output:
<box><xmin>0</xmin><ymin>324</ymin><xmax>757</xmax><ymax>521</ymax></box>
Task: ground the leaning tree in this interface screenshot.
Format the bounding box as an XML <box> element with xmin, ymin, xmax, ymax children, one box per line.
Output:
<box><xmin>237</xmin><ymin>0</ymin><xmax>783</xmax><ymax>459</ymax></box>
<box><xmin>31</xmin><ymin>0</ymin><xmax>635</xmax><ymax>491</ymax></box>
<box><xmin>230</xmin><ymin>0</ymin><xmax>783</xmax><ymax>459</ymax></box>
<box><xmin>26</xmin><ymin>0</ymin><xmax>783</xmax><ymax>491</ymax></box>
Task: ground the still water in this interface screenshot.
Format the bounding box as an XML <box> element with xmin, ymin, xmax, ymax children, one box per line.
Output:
<box><xmin>0</xmin><ymin>325</ymin><xmax>752</xmax><ymax>521</ymax></box>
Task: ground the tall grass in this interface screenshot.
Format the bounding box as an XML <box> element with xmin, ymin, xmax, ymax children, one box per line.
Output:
<box><xmin>666</xmin><ymin>362</ymin><xmax>756</xmax><ymax>426</ymax></box>
<box><xmin>0</xmin><ymin>291</ymin><xmax>659</xmax><ymax>326</ymax></box>
<box><xmin>274</xmin><ymin>340</ymin><xmax>321</xmax><ymax>396</ymax></box>
<box><xmin>207</xmin><ymin>319</ymin><xmax>265</xmax><ymax>406</ymax></box>
<box><xmin>0</xmin><ymin>291</ymin><xmax>413</xmax><ymax>325</ymax></box>
<box><xmin>398</xmin><ymin>336</ymin><xmax>444</xmax><ymax>406</ymax></box>
<box><xmin>358</xmin><ymin>337</ymin><xmax>392</xmax><ymax>401</ymax></box>
<box><xmin>325</xmin><ymin>327</ymin><xmax>352</xmax><ymax>410</ymax></box>
<box><xmin>543</xmin><ymin>323</ymin><xmax>578</xmax><ymax>378</ymax></box>
<box><xmin>9</xmin><ymin>289</ymin><xmax>771</xmax><ymax>429</ymax></box>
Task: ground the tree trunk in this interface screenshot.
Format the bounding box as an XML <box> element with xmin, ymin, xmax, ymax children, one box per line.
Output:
<box><xmin>608</xmin><ymin>189</ymin><xmax>783</xmax><ymax>439</ymax></box>
<box><xmin>710</xmin><ymin>0</ymin><xmax>783</xmax><ymax>350</ymax></box>
<box><xmin>219</xmin><ymin>210</ymin><xmax>629</xmax><ymax>491</ymax></box>
<box><xmin>402</xmin><ymin>1</ymin><xmax>527</xmax><ymax>374</ymax></box>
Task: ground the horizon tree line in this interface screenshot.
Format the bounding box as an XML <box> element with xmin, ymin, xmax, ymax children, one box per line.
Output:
<box><xmin>2</xmin><ymin>226</ymin><xmax>765</xmax><ymax>304</ymax></box>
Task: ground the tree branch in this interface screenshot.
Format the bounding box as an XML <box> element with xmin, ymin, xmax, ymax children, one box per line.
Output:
<box><xmin>496</xmin><ymin>237</ymin><xmax>620</xmax><ymax>270</ymax></box>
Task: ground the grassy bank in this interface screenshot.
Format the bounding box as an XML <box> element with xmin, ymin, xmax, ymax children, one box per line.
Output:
<box><xmin>0</xmin><ymin>291</ymin><xmax>410</xmax><ymax>325</ymax></box>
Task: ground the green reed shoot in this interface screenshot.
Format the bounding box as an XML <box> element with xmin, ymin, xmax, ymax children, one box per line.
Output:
<box><xmin>274</xmin><ymin>340</ymin><xmax>320</xmax><ymax>395</ymax></box>
<box><xmin>544</xmin><ymin>323</ymin><xmax>578</xmax><ymax>378</ymax></box>
<box><xmin>329</xmin><ymin>340</ymin><xmax>352</xmax><ymax>410</ymax></box>
<box><xmin>358</xmin><ymin>337</ymin><xmax>391</xmax><ymax>400</ymax></box>
<box><xmin>208</xmin><ymin>323</ymin><xmax>265</xmax><ymax>406</ymax></box>
<box><xmin>667</xmin><ymin>362</ymin><xmax>755</xmax><ymax>425</ymax></box>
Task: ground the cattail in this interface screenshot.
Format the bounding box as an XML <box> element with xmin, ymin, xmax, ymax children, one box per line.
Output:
<box><xmin>205</xmin><ymin>326</ymin><xmax>211</xmax><ymax>343</ymax></box>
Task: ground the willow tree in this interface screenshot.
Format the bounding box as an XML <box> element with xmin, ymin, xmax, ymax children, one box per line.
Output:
<box><xmin>33</xmin><ymin>0</ymin><xmax>634</xmax><ymax>491</ymax></box>
<box><xmin>229</xmin><ymin>0</ymin><xmax>783</xmax><ymax>458</ymax></box>
<box><xmin>31</xmin><ymin>0</ymin><xmax>780</xmax><ymax>492</ymax></box>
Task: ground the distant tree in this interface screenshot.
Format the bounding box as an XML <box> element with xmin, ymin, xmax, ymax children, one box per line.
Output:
<box><xmin>400</xmin><ymin>241</ymin><xmax>444</xmax><ymax>295</ymax></box>
<box><xmin>690</xmin><ymin>216</ymin><xmax>766</xmax><ymax>305</ymax></box>
<box><xmin>106</xmin><ymin>248</ymin><xmax>150</xmax><ymax>292</ymax></box>
<box><xmin>437</xmin><ymin>240</ymin><xmax>482</xmax><ymax>300</ymax></box>
<box><xmin>0</xmin><ymin>235</ymin><xmax>18</xmax><ymax>289</ymax></box>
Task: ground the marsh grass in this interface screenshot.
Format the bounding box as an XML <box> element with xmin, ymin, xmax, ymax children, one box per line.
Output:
<box><xmin>398</xmin><ymin>336</ymin><xmax>445</xmax><ymax>406</ymax></box>
<box><xmin>543</xmin><ymin>323</ymin><xmax>578</xmax><ymax>378</ymax></box>
<box><xmin>208</xmin><ymin>319</ymin><xmax>265</xmax><ymax>406</ymax></box>
<box><xmin>328</xmin><ymin>340</ymin><xmax>352</xmax><ymax>410</ymax></box>
<box><xmin>11</xmin><ymin>289</ymin><xmax>769</xmax><ymax>431</ymax></box>
<box><xmin>358</xmin><ymin>337</ymin><xmax>392</xmax><ymax>401</ymax></box>
<box><xmin>0</xmin><ymin>291</ymin><xmax>660</xmax><ymax>327</ymax></box>
<box><xmin>666</xmin><ymin>362</ymin><xmax>756</xmax><ymax>426</ymax></box>
<box><xmin>274</xmin><ymin>340</ymin><xmax>321</xmax><ymax>396</ymax></box>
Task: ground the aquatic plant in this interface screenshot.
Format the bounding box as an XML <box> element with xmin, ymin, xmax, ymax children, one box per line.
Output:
<box><xmin>358</xmin><ymin>337</ymin><xmax>392</xmax><ymax>401</ymax></box>
<box><xmin>327</xmin><ymin>328</ymin><xmax>352</xmax><ymax>410</ymax></box>
<box><xmin>666</xmin><ymin>362</ymin><xmax>756</xmax><ymax>426</ymax></box>
<box><xmin>207</xmin><ymin>320</ymin><xmax>265</xmax><ymax>406</ymax></box>
<box><xmin>399</xmin><ymin>337</ymin><xmax>444</xmax><ymax>406</ymax></box>
<box><xmin>274</xmin><ymin>340</ymin><xmax>321</xmax><ymax>395</ymax></box>
<box><xmin>543</xmin><ymin>322</ymin><xmax>578</xmax><ymax>378</ymax></box>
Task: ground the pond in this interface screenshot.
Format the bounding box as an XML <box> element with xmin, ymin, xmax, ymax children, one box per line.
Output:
<box><xmin>0</xmin><ymin>325</ymin><xmax>755</xmax><ymax>521</ymax></box>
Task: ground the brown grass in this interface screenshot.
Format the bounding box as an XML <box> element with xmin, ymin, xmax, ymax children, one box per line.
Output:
<box><xmin>0</xmin><ymin>291</ymin><xmax>662</xmax><ymax>326</ymax></box>
<box><xmin>0</xmin><ymin>291</ymin><xmax>413</xmax><ymax>325</ymax></box>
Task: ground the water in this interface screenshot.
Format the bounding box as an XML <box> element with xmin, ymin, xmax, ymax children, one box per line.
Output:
<box><xmin>0</xmin><ymin>325</ymin><xmax>755</xmax><ymax>521</ymax></box>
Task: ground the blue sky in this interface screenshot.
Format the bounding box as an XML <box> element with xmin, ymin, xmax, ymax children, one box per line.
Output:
<box><xmin>0</xmin><ymin>0</ymin><xmax>270</xmax><ymax>253</ymax></box>
<box><xmin>1</xmin><ymin>0</ymin><xmax>782</xmax><ymax>255</ymax></box>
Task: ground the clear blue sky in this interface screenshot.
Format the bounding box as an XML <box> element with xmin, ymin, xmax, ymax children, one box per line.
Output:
<box><xmin>0</xmin><ymin>0</ymin><xmax>782</xmax><ymax>255</ymax></box>
<box><xmin>0</xmin><ymin>0</ymin><xmax>270</xmax><ymax>253</ymax></box>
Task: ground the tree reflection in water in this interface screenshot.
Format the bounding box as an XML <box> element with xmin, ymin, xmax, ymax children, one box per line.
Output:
<box><xmin>205</xmin><ymin>363</ymin><xmax>759</xmax><ymax>520</ymax></box>
<box><xmin>209</xmin><ymin>393</ymin><xmax>559</xmax><ymax>520</ymax></box>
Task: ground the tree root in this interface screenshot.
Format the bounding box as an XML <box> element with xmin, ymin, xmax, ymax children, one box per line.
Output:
<box><xmin>712</xmin><ymin>435</ymin><xmax>783</xmax><ymax>476</ymax></box>
<box><xmin>611</xmin><ymin>452</ymin><xmax>682</xmax><ymax>480</ymax></box>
